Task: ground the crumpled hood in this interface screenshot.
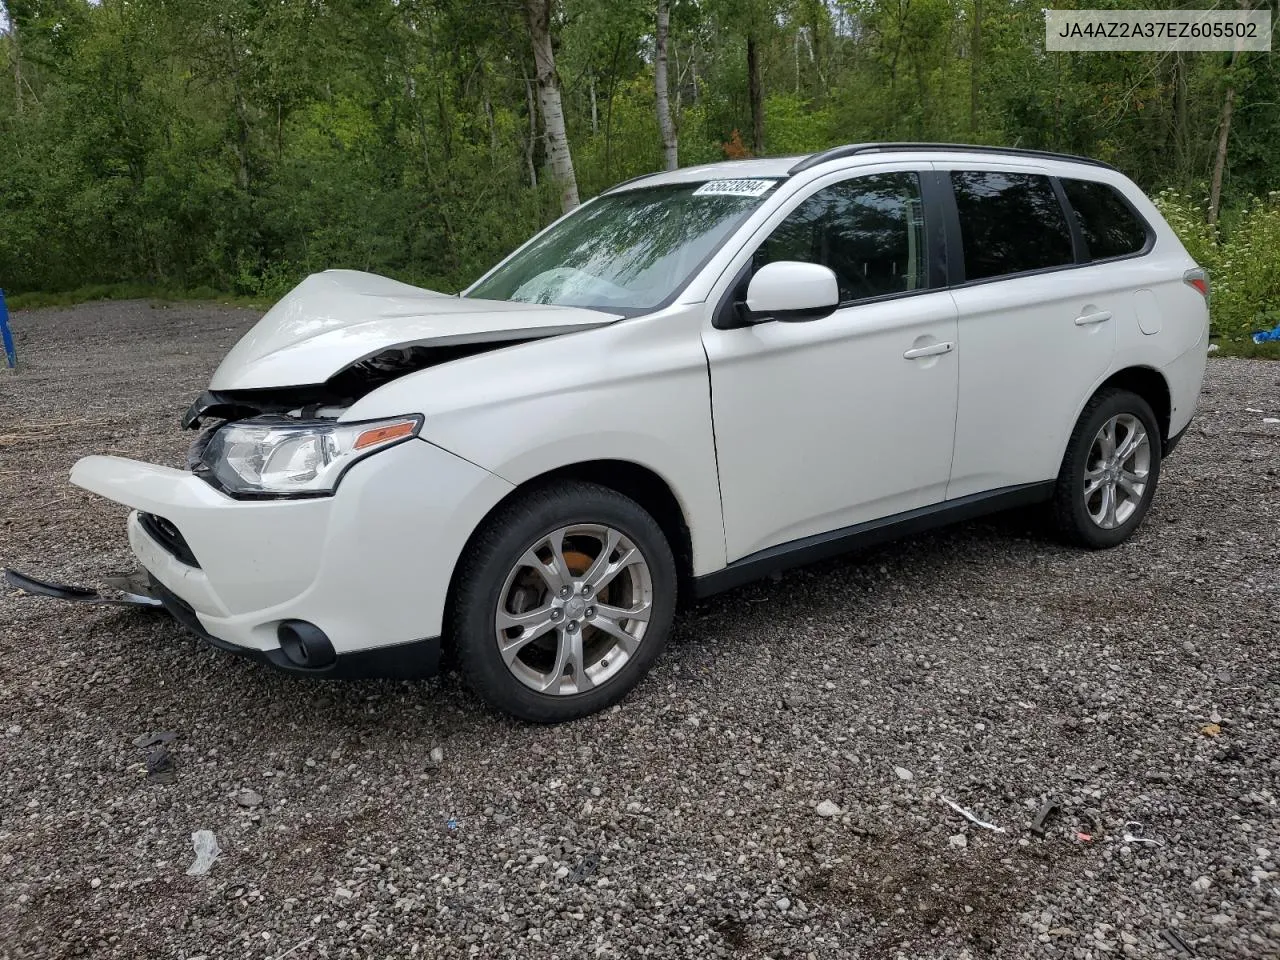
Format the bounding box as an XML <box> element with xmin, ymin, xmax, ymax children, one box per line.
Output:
<box><xmin>209</xmin><ymin>269</ymin><xmax>622</xmax><ymax>390</ymax></box>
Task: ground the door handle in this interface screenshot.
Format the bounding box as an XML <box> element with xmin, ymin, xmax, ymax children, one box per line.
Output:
<box><xmin>903</xmin><ymin>341</ymin><xmax>954</xmax><ymax>360</ymax></box>
<box><xmin>1074</xmin><ymin>310</ymin><xmax>1113</xmax><ymax>326</ymax></box>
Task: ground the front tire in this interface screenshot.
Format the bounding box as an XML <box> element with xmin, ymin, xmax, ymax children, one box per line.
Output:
<box><xmin>1053</xmin><ymin>388</ymin><xmax>1163</xmax><ymax>549</ymax></box>
<box><xmin>450</xmin><ymin>481</ymin><xmax>677</xmax><ymax>723</ymax></box>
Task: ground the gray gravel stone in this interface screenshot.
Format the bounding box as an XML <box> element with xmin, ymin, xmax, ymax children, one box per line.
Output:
<box><xmin>2</xmin><ymin>305</ymin><xmax>1277</xmax><ymax>959</ymax></box>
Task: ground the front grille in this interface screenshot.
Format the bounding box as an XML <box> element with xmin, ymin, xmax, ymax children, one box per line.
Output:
<box><xmin>138</xmin><ymin>513</ymin><xmax>201</xmax><ymax>569</ymax></box>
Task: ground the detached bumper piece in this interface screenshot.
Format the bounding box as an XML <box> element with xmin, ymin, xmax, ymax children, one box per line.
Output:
<box><xmin>3</xmin><ymin>567</ymin><xmax>164</xmax><ymax>608</ymax></box>
<box><xmin>4</xmin><ymin>566</ymin><xmax>440</xmax><ymax>681</ymax></box>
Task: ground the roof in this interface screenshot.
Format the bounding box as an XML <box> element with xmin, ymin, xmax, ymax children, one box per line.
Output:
<box><xmin>605</xmin><ymin>157</ymin><xmax>801</xmax><ymax>192</ymax></box>
<box><xmin>605</xmin><ymin>142</ymin><xmax>1117</xmax><ymax>194</ymax></box>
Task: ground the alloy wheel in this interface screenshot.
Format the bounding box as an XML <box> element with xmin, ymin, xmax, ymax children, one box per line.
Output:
<box><xmin>1084</xmin><ymin>413</ymin><xmax>1150</xmax><ymax>529</ymax></box>
<box><xmin>494</xmin><ymin>524</ymin><xmax>653</xmax><ymax>696</ymax></box>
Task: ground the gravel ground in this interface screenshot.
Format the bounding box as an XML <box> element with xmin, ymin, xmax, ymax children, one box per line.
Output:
<box><xmin>1</xmin><ymin>300</ymin><xmax>1278</xmax><ymax>960</ymax></box>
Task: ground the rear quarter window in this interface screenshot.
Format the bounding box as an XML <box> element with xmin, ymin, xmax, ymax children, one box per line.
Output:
<box><xmin>950</xmin><ymin>171</ymin><xmax>1074</xmax><ymax>282</ymax></box>
<box><xmin>1060</xmin><ymin>178</ymin><xmax>1151</xmax><ymax>260</ymax></box>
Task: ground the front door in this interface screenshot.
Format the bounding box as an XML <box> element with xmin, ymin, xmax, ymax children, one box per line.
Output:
<box><xmin>702</xmin><ymin>169</ymin><xmax>960</xmax><ymax>562</ymax></box>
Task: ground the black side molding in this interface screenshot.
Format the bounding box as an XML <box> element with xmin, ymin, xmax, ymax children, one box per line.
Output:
<box><xmin>1163</xmin><ymin>419</ymin><xmax>1193</xmax><ymax>458</ymax></box>
<box><xmin>692</xmin><ymin>482</ymin><xmax>1055</xmax><ymax>599</ymax></box>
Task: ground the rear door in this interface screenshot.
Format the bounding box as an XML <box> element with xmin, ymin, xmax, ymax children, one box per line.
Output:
<box><xmin>942</xmin><ymin>166</ymin><xmax>1122</xmax><ymax>499</ymax></box>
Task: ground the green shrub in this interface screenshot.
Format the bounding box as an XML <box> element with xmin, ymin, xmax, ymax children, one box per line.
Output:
<box><xmin>1154</xmin><ymin>189</ymin><xmax>1280</xmax><ymax>348</ymax></box>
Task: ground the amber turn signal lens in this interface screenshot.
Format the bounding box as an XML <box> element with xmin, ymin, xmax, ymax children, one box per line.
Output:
<box><xmin>353</xmin><ymin>420</ymin><xmax>417</xmax><ymax>450</ymax></box>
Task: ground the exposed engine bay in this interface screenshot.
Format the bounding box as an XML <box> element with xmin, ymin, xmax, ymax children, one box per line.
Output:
<box><xmin>182</xmin><ymin>340</ymin><xmax>523</xmax><ymax>430</ymax></box>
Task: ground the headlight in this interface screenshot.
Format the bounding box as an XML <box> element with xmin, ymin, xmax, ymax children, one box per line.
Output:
<box><xmin>197</xmin><ymin>415</ymin><xmax>422</xmax><ymax>497</ymax></box>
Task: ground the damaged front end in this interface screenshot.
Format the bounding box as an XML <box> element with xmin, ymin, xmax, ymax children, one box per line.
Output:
<box><xmin>8</xmin><ymin>269</ymin><xmax>611</xmax><ymax>677</ymax></box>
<box><xmin>182</xmin><ymin>340</ymin><xmax>508</xmax><ymax>430</ymax></box>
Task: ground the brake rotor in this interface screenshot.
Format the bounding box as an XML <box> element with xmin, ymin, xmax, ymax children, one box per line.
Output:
<box><xmin>562</xmin><ymin>548</ymin><xmax>593</xmax><ymax>577</ymax></box>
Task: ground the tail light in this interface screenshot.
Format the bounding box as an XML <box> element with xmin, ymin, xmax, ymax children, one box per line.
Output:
<box><xmin>1184</xmin><ymin>267</ymin><xmax>1209</xmax><ymax>299</ymax></box>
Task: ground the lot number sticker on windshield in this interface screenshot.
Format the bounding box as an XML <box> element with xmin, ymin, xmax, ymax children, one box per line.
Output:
<box><xmin>693</xmin><ymin>179</ymin><xmax>776</xmax><ymax>197</ymax></box>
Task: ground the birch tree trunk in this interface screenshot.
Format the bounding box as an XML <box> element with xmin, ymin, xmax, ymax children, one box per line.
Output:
<box><xmin>589</xmin><ymin>71</ymin><xmax>598</xmax><ymax>135</ymax></box>
<box><xmin>526</xmin><ymin>0</ymin><xmax>579</xmax><ymax>213</ymax></box>
<box><xmin>655</xmin><ymin>0</ymin><xmax>678</xmax><ymax>170</ymax></box>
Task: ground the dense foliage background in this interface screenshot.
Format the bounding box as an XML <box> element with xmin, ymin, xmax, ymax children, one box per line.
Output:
<box><xmin>1</xmin><ymin>0</ymin><xmax>1278</xmax><ymax>344</ymax></box>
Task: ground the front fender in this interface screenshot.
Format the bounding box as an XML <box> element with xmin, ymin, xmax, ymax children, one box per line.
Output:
<box><xmin>343</xmin><ymin>307</ymin><xmax>728</xmax><ymax>576</ymax></box>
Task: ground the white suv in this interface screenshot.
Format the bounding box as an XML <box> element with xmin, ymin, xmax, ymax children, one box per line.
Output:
<box><xmin>61</xmin><ymin>143</ymin><xmax>1208</xmax><ymax>721</ymax></box>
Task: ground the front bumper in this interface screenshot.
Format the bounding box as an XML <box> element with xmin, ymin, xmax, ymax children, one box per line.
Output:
<box><xmin>70</xmin><ymin>438</ymin><xmax>515</xmax><ymax>675</ymax></box>
<box><xmin>146</xmin><ymin>575</ymin><xmax>440</xmax><ymax>679</ymax></box>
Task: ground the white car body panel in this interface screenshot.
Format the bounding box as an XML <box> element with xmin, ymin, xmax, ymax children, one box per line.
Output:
<box><xmin>945</xmin><ymin>265</ymin><xmax>1120</xmax><ymax>498</ymax></box>
<box><xmin>62</xmin><ymin>146</ymin><xmax>1209</xmax><ymax>677</ymax></box>
<box><xmin>211</xmin><ymin>268</ymin><xmax>620</xmax><ymax>390</ymax></box>
<box><xmin>345</xmin><ymin>306</ymin><xmax>728</xmax><ymax>576</ymax></box>
<box><xmin>704</xmin><ymin>289</ymin><xmax>960</xmax><ymax>559</ymax></box>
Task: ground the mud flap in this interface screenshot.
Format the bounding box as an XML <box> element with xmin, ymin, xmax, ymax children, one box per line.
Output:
<box><xmin>2</xmin><ymin>567</ymin><xmax>164</xmax><ymax>608</ymax></box>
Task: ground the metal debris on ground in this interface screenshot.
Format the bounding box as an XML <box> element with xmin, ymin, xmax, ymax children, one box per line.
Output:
<box><xmin>1123</xmin><ymin>820</ymin><xmax>1164</xmax><ymax>847</ymax></box>
<box><xmin>1159</xmin><ymin>929</ymin><xmax>1195</xmax><ymax>956</ymax></box>
<box><xmin>1123</xmin><ymin>833</ymin><xmax>1164</xmax><ymax>846</ymax></box>
<box><xmin>567</xmin><ymin>854</ymin><xmax>599</xmax><ymax>884</ymax></box>
<box><xmin>1030</xmin><ymin>799</ymin><xmax>1062</xmax><ymax>837</ymax></box>
<box><xmin>146</xmin><ymin>747</ymin><xmax>176</xmax><ymax>784</ymax></box>
<box><xmin>186</xmin><ymin>830</ymin><xmax>220</xmax><ymax>876</ymax></box>
<box><xmin>446</xmin><ymin>817</ymin><xmax>459</xmax><ymax>831</ymax></box>
<box><xmin>940</xmin><ymin>796</ymin><xmax>1006</xmax><ymax>833</ymax></box>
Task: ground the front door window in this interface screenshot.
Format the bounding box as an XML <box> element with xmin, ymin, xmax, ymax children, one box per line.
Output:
<box><xmin>752</xmin><ymin>172</ymin><xmax>927</xmax><ymax>303</ymax></box>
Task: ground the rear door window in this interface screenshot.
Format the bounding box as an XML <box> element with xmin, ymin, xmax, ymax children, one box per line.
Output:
<box><xmin>950</xmin><ymin>171</ymin><xmax>1074</xmax><ymax>281</ymax></box>
<box><xmin>1061</xmin><ymin>178</ymin><xmax>1150</xmax><ymax>260</ymax></box>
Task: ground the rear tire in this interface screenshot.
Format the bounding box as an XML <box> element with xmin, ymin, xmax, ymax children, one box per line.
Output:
<box><xmin>1053</xmin><ymin>388</ymin><xmax>1162</xmax><ymax>549</ymax></box>
<box><xmin>450</xmin><ymin>481</ymin><xmax>676</xmax><ymax>723</ymax></box>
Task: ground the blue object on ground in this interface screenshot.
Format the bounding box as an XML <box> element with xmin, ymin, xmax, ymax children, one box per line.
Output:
<box><xmin>0</xmin><ymin>288</ymin><xmax>14</xmax><ymax>368</ymax></box>
<box><xmin>1252</xmin><ymin>321</ymin><xmax>1280</xmax><ymax>344</ymax></box>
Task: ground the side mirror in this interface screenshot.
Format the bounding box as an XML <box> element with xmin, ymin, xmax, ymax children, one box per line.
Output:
<box><xmin>742</xmin><ymin>261</ymin><xmax>840</xmax><ymax>323</ymax></box>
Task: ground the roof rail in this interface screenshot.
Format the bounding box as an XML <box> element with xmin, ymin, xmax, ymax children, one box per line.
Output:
<box><xmin>602</xmin><ymin>170</ymin><xmax>660</xmax><ymax>194</ymax></box>
<box><xmin>788</xmin><ymin>142</ymin><xmax>1117</xmax><ymax>175</ymax></box>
